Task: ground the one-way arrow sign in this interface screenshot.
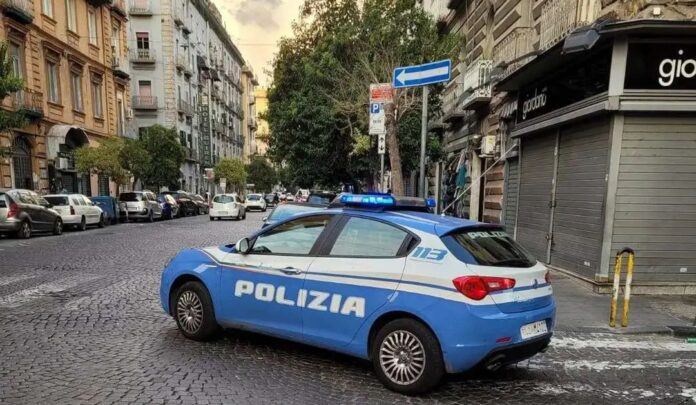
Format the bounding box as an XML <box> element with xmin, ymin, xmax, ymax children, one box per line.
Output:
<box><xmin>393</xmin><ymin>60</ymin><xmax>451</xmax><ymax>89</ymax></box>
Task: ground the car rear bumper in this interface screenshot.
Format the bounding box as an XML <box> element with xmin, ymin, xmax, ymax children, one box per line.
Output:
<box><xmin>0</xmin><ymin>219</ymin><xmax>21</xmax><ymax>233</ymax></box>
<box><xmin>210</xmin><ymin>208</ymin><xmax>240</xmax><ymax>217</ymax></box>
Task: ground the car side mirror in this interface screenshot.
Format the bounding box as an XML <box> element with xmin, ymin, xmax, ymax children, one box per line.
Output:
<box><xmin>262</xmin><ymin>216</ymin><xmax>268</xmax><ymax>222</ymax></box>
<box><xmin>236</xmin><ymin>237</ymin><xmax>251</xmax><ymax>254</ymax></box>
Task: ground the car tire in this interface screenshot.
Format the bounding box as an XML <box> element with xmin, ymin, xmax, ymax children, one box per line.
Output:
<box><xmin>52</xmin><ymin>218</ymin><xmax>63</xmax><ymax>236</ymax></box>
<box><xmin>172</xmin><ymin>281</ymin><xmax>219</xmax><ymax>341</ymax></box>
<box><xmin>236</xmin><ymin>211</ymin><xmax>241</xmax><ymax>220</ymax></box>
<box><xmin>209</xmin><ymin>216</ymin><xmax>214</xmax><ymax>221</ymax></box>
<box><xmin>148</xmin><ymin>210</ymin><xmax>154</xmax><ymax>223</ymax></box>
<box><xmin>79</xmin><ymin>216</ymin><xmax>87</xmax><ymax>231</ymax></box>
<box><xmin>262</xmin><ymin>207</ymin><xmax>267</xmax><ymax>212</ymax></box>
<box><xmin>16</xmin><ymin>220</ymin><xmax>31</xmax><ymax>239</ymax></box>
<box><xmin>98</xmin><ymin>214</ymin><xmax>105</xmax><ymax>228</ymax></box>
<box><xmin>371</xmin><ymin>319</ymin><xmax>445</xmax><ymax>395</ymax></box>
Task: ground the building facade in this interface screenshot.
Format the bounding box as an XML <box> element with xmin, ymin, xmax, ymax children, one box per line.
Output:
<box><xmin>1</xmin><ymin>0</ymin><xmax>130</xmax><ymax>196</ymax></box>
<box><xmin>424</xmin><ymin>0</ymin><xmax>696</xmax><ymax>292</ymax></box>
<box><xmin>127</xmin><ymin>0</ymin><xmax>244</xmax><ymax>194</ymax></box>
<box><xmin>241</xmin><ymin>65</ymin><xmax>258</xmax><ymax>162</ymax></box>
<box><xmin>254</xmin><ymin>87</ymin><xmax>269</xmax><ymax>157</ymax></box>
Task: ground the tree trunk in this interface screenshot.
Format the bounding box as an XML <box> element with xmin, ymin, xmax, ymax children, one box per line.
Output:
<box><xmin>384</xmin><ymin>102</ymin><xmax>404</xmax><ymax>196</ymax></box>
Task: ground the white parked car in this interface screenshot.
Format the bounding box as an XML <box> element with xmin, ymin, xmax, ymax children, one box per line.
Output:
<box><xmin>44</xmin><ymin>194</ymin><xmax>105</xmax><ymax>231</ymax></box>
<box><xmin>244</xmin><ymin>193</ymin><xmax>267</xmax><ymax>212</ymax></box>
<box><xmin>209</xmin><ymin>194</ymin><xmax>246</xmax><ymax>221</ymax></box>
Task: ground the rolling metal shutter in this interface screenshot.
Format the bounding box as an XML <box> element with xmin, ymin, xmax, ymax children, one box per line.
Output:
<box><xmin>503</xmin><ymin>158</ymin><xmax>519</xmax><ymax>236</ymax></box>
<box><xmin>516</xmin><ymin>133</ymin><xmax>556</xmax><ymax>262</ymax></box>
<box><xmin>550</xmin><ymin>119</ymin><xmax>609</xmax><ymax>278</ymax></box>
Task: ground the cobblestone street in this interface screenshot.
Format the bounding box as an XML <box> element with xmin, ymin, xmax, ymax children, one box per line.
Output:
<box><xmin>0</xmin><ymin>214</ymin><xmax>695</xmax><ymax>404</ymax></box>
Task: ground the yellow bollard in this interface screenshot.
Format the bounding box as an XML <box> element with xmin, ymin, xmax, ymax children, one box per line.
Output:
<box><xmin>609</xmin><ymin>248</ymin><xmax>635</xmax><ymax>328</ymax></box>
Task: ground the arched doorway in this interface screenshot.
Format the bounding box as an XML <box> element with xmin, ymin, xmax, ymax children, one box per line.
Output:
<box><xmin>49</xmin><ymin>126</ymin><xmax>91</xmax><ymax>194</ymax></box>
<box><xmin>12</xmin><ymin>135</ymin><xmax>33</xmax><ymax>190</ymax></box>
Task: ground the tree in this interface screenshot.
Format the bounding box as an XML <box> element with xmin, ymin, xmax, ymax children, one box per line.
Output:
<box><xmin>139</xmin><ymin>125</ymin><xmax>185</xmax><ymax>190</ymax></box>
<box><xmin>118</xmin><ymin>138</ymin><xmax>151</xmax><ymax>190</ymax></box>
<box><xmin>214</xmin><ymin>158</ymin><xmax>246</xmax><ymax>192</ymax></box>
<box><xmin>246</xmin><ymin>158</ymin><xmax>277</xmax><ymax>192</ymax></box>
<box><xmin>0</xmin><ymin>42</ymin><xmax>28</xmax><ymax>157</ymax></box>
<box><xmin>75</xmin><ymin>137</ymin><xmax>130</xmax><ymax>195</ymax></box>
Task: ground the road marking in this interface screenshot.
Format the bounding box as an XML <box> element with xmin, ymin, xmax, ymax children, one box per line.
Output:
<box><xmin>0</xmin><ymin>275</ymin><xmax>99</xmax><ymax>308</ymax></box>
<box><xmin>0</xmin><ymin>274</ymin><xmax>36</xmax><ymax>286</ymax></box>
<box><xmin>551</xmin><ymin>336</ymin><xmax>696</xmax><ymax>352</ymax></box>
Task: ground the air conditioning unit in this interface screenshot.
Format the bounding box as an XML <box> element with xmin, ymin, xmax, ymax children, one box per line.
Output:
<box><xmin>480</xmin><ymin>135</ymin><xmax>497</xmax><ymax>157</ymax></box>
<box><xmin>56</xmin><ymin>157</ymin><xmax>69</xmax><ymax>170</ymax></box>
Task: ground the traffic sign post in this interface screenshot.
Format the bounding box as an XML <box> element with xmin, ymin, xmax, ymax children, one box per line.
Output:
<box><xmin>392</xmin><ymin>60</ymin><xmax>451</xmax><ymax>197</ymax></box>
<box><xmin>378</xmin><ymin>133</ymin><xmax>386</xmax><ymax>192</ymax></box>
<box><xmin>370</xmin><ymin>84</ymin><xmax>393</xmax><ymax>192</ymax></box>
<box><xmin>369</xmin><ymin>102</ymin><xmax>385</xmax><ymax>135</ymax></box>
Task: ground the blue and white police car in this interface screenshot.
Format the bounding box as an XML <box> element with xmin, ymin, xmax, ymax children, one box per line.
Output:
<box><xmin>160</xmin><ymin>194</ymin><xmax>555</xmax><ymax>394</ymax></box>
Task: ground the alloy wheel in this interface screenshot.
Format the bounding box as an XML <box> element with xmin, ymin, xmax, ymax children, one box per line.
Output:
<box><xmin>379</xmin><ymin>330</ymin><xmax>426</xmax><ymax>386</ymax></box>
<box><xmin>176</xmin><ymin>291</ymin><xmax>204</xmax><ymax>334</ymax></box>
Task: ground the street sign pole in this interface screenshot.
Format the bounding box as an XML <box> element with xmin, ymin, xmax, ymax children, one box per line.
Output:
<box><xmin>419</xmin><ymin>86</ymin><xmax>428</xmax><ymax>198</ymax></box>
<box><xmin>380</xmin><ymin>153</ymin><xmax>385</xmax><ymax>192</ymax></box>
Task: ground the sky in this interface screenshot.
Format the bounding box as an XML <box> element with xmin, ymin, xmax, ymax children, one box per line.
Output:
<box><xmin>212</xmin><ymin>0</ymin><xmax>299</xmax><ymax>87</ymax></box>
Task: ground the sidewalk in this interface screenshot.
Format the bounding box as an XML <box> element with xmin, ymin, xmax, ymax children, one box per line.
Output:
<box><xmin>551</xmin><ymin>270</ymin><xmax>696</xmax><ymax>336</ymax></box>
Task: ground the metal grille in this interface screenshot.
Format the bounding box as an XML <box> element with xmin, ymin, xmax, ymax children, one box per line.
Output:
<box><xmin>12</xmin><ymin>136</ymin><xmax>33</xmax><ymax>190</ymax></box>
<box><xmin>98</xmin><ymin>175</ymin><xmax>109</xmax><ymax>196</ymax></box>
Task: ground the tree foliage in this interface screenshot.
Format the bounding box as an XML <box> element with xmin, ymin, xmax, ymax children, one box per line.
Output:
<box><xmin>0</xmin><ymin>42</ymin><xmax>28</xmax><ymax>157</ymax></box>
<box><xmin>246</xmin><ymin>158</ymin><xmax>277</xmax><ymax>192</ymax></box>
<box><xmin>139</xmin><ymin>125</ymin><xmax>186</xmax><ymax>190</ymax></box>
<box><xmin>75</xmin><ymin>137</ymin><xmax>130</xmax><ymax>193</ymax></box>
<box><xmin>266</xmin><ymin>0</ymin><xmax>457</xmax><ymax>193</ymax></box>
<box><xmin>119</xmin><ymin>138</ymin><xmax>151</xmax><ymax>189</ymax></box>
<box><xmin>214</xmin><ymin>158</ymin><xmax>247</xmax><ymax>192</ymax></box>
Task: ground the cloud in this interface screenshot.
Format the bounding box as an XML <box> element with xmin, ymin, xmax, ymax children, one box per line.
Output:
<box><xmin>234</xmin><ymin>0</ymin><xmax>283</xmax><ymax>30</ymax></box>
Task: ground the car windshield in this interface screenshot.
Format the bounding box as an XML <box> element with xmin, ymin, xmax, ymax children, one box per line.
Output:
<box><xmin>213</xmin><ymin>195</ymin><xmax>234</xmax><ymax>203</ymax></box>
<box><xmin>268</xmin><ymin>204</ymin><xmax>322</xmax><ymax>222</ymax></box>
<box><xmin>45</xmin><ymin>196</ymin><xmax>69</xmax><ymax>206</ymax></box>
<box><xmin>247</xmin><ymin>194</ymin><xmax>261</xmax><ymax>201</ymax></box>
<box><xmin>120</xmin><ymin>193</ymin><xmax>142</xmax><ymax>202</ymax></box>
<box><xmin>444</xmin><ymin>228</ymin><xmax>536</xmax><ymax>268</ymax></box>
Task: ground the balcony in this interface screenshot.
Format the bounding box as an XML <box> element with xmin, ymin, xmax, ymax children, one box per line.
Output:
<box><xmin>211</xmin><ymin>86</ymin><xmax>221</xmax><ymax>100</ymax></box>
<box><xmin>247</xmin><ymin>116</ymin><xmax>257</xmax><ymax>129</ymax></box>
<box><xmin>87</xmin><ymin>0</ymin><xmax>112</xmax><ymax>6</ymax></box>
<box><xmin>175</xmin><ymin>54</ymin><xmax>192</xmax><ymax>76</ymax></box>
<box><xmin>540</xmin><ymin>0</ymin><xmax>601</xmax><ymax>51</ymax></box>
<box><xmin>12</xmin><ymin>89</ymin><xmax>44</xmax><ymax>119</ymax></box>
<box><xmin>129</xmin><ymin>1</ymin><xmax>152</xmax><ymax>16</ymax></box>
<box><xmin>197</xmin><ymin>56</ymin><xmax>210</xmax><ymax>71</ymax></box>
<box><xmin>173</xmin><ymin>5</ymin><xmax>184</xmax><ymax>25</ymax></box>
<box><xmin>130</xmin><ymin>48</ymin><xmax>156</xmax><ymax>64</ymax></box>
<box><xmin>111</xmin><ymin>0</ymin><xmax>126</xmax><ymax>17</ymax></box>
<box><xmin>493</xmin><ymin>27</ymin><xmax>537</xmax><ymax>81</ymax></box>
<box><xmin>2</xmin><ymin>0</ymin><xmax>33</xmax><ymax>24</ymax></box>
<box><xmin>177</xmin><ymin>99</ymin><xmax>194</xmax><ymax>117</ymax></box>
<box><xmin>214</xmin><ymin>120</ymin><xmax>225</xmax><ymax>135</ymax></box>
<box><xmin>112</xmin><ymin>54</ymin><xmax>130</xmax><ymax>79</ymax></box>
<box><xmin>184</xmin><ymin>147</ymin><xmax>198</xmax><ymax>162</ymax></box>
<box><xmin>132</xmin><ymin>96</ymin><xmax>158</xmax><ymax>110</ymax></box>
<box><xmin>461</xmin><ymin>60</ymin><xmax>492</xmax><ymax>111</ymax></box>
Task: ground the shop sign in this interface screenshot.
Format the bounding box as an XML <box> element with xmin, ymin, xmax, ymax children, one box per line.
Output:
<box><xmin>625</xmin><ymin>42</ymin><xmax>696</xmax><ymax>90</ymax></box>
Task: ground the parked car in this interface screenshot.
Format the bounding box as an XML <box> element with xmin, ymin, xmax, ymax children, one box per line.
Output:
<box><xmin>209</xmin><ymin>194</ymin><xmax>246</xmax><ymax>221</ymax></box>
<box><xmin>0</xmin><ymin>189</ymin><xmax>63</xmax><ymax>238</ymax></box>
<box><xmin>264</xmin><ymin>193</ymin><xmax>279</xmax><ymax>206</ymax></box>
<box><xmin>44</xmin><ymin>194</ymin><xmax>105</xmax><ymax>231</ymax></box>
<box><xmin>157</xmin><ymin>194</ymin><xmax>179</xmax><ymax>220</ymax></box>
<box><xmin>161</xmin><ymin>191</ymin><xmax>197</xmax><ymax>217</ymax></box>
<box><xmin>245</xmin><ymin>193</ymin><xmax>267</xmax><ymax>212</ymax></box>
<box><xmin>261</xmin><ymin>202</ymin><xmax>327</xmax><ymax>228</ymax></box>
<box><xmin>118</xmin><ymin>191</ymin><xmax>163</xmax><ymax>222</ymax></box>
<box><xmin>285</xmin><ymin>193</ymin><xmax>295</xmax><ymax>202</ymax></box>
<box><xmin>192</xmin><ymin>194</ymin><xmax>210</xmax><ymax>215</ymax></box>
<box><xmin>91</xmin><ymin>196</ymin><xmax>120</xmax><ymax>225</ymax></box>
<box><xmin>307</xmin><ymin>191</ymin><xmax>337</xmax><ymax>205</ymax></box>
<box><xmin>295</xmin><ymin>189</ymin><xmax>310</xmax><ymax>202</ymax></box>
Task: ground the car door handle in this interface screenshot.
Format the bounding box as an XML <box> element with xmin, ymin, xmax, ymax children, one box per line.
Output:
<box><xmin>279</xmin><ymin>266</ymin><xmax>303</xmax><ymax>275</ymax></box>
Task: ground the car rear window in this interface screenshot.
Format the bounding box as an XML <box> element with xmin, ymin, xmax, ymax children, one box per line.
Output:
<box><xmin>247</xmin><ymin>194</ymin><xmax>261</xmax><ymax>201</ymax></box>
<box><xmin>213</xmin><ymin>195</ymin><xmax>234</xmax><ymax>203</ymax></box>
<box><xmin>0</xmin><ymin>194</ymin><xmax>6</xmax><ymax>208</ymax></box>
<box><xmin>307</xmin><ymin>195</ymin><xmax>333</xmax><ymax>205</ymax></box>
<box><xmin>45</xmin><ymin>196</ymin><xmax>69</xmax><ymax>206</ymax></box>
<box><xmin>442</xmin><ymin>228</ymin><xmax>536</xmax><ymax>268</ymax></box>
<box><xmin>269</xmin><ymin>204</ymin><xmax>322</xmax><ymax>222</ymax></box>
<box><xmin>120</xmin><ymin>193</ymin><xmax>142</xmax><ymax>202</ymax></box>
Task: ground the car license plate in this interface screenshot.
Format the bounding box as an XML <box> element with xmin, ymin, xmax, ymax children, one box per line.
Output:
<box><xmin>520</xmin><ymin>320</ymin><xmax>548</xmax><ymax>340</ymax></box>
<box><xmin>219</xmin><ymin>211</ymin><xmax>227</xmax><ymax>215</ymax></box>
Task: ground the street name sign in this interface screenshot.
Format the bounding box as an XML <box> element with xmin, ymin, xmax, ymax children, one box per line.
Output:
<box><xmin>393</xmin><ymin>60</ymin><xmax>451</xmax><ymax>89</ymax></box>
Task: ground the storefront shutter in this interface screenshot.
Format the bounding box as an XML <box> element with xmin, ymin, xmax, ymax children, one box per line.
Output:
<box><xmin>503</xmin><ymin>157</ymin><xmax>519</xmax><ymax>236</ymax></box>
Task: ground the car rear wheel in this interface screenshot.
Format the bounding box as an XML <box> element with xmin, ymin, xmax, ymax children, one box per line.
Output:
<box><xmin>78</xmin><ymin>216</ymin><xmax>87</xmax><ymax>231</ymax></box>
<box><xmin>98</xmin><ymin>214</ymin><xmax>105</xmax><ymax>228</ymax></box>
<box><xmin>172</xmin><ymin>281</ymin><xmax>219</xmax><ymax>341</ymax></box>
<box><xmin>148</xmin><ymin>210</ymin><xmax>154</xmax><ymax>223</ymax></box>
<box><xmin>16</xmin><ymin>221</ymin><xmax>31</xmax><ymax>239</ymax></box>
<box><xmin>209</xmin><ymin>216</ymin><xmax>215</xmax><ymax>221</ymax></box>
<box><xmin>52</xmin><ymin>218</ymin><xmax>63</xmax><ymax>236</ymax></box>
<box><xmin>372</xmin><ymin>319</ymin><xmax>444</xmax><ymax>395</ymax></box>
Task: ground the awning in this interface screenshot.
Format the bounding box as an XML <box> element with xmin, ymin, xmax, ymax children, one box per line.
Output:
<box><xmin>46</xmin><ymin>125</ymin><xmax>89</xmax><ymax>159</ymax></box>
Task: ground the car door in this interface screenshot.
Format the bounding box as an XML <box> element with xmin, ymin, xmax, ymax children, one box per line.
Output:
<box><xmin>148</xmin><ymin>192</ymin><xmax>161</xmax><ymax>216</ymax></box>
<box><xmin>217</xmin><ymin>214</ymin><xmax>336</xmax><ymax>340</ymax></box>
<box><xmin>81</xmin><ymin>195</ymin><xmax>100</xmax><ymax>223</ymax></box>
<box><xmin>70</xmin><ymin>195</ymin><xmax>85</xmax><ymax>220</ymax></box>
<box><xmin>302</xmin><ymin>215</ymin><xmax>411</xmax><ymax>348</ymax></box>
<box><xmin>29</xmin><ymin>192</ymin><xmax>54</xmax><ymax>231</ymax></box>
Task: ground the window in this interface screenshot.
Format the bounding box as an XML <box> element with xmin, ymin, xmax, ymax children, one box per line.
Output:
<box><xmin>82</xmin><ymin>196</ymin><xmax>92</xmax><ymax>205</ymax></box>
<box><xmin>70</xmin><ymin>70</ymin><xmax>83</xmax><ymax>112</ymax></box>
<box><xmin>42</xmin><ymin>0</ymin><xmax>53</xmax><ymax>17</ymax></box>
<box><xmin>136</xmin><ymin>32</ymin><xmax>149</xmax><ymax>50</ymax></box>
<box><xmin>46</xmin><ymin>60</ymin><xmax>60</xmax><ymax>103</ymax></box>
<box><xmin>71</xmin><ymin>196</ymin><xmax>82</xmax><ymax>206</ymax></box>
<box><xmin>88</xmin><ymin>10</ymin><xmax>98</xmax><ymax>46</ymax></box>
<box><xmin>8</xmin><ymin>42</ymin><xmax>23</xmax><ymax>79</ymax></box>
<box><xmin>330</xmin><ymin>217</ymin><xmax>408</xmax><ymax>257</ymax></box>
<box><xmin>213</xmin><ymin>195</ymin><xmax>233</xmax><ymax>203</ymax></box>
<box><xmin>45</xmin><ymin>196</ymin><xmax>69</xmax><ymax>206</ymax></box>
<box><xmin>443</xmin><ymin>228</ymin><xmax>536</xmax><ymax>268</ymax></box>
<box><xmin>251</xmin><ymin>215</ymin><xmax>331</xmax><ymax>255</ymax></box>
<box><xmin>66</xmin><ymin>0</ymin><xmax>77</xmax><ymax>32</ymax></box>
<box><xmin>91</xmin><ymin>77</ymin><xmax>103</xmax><ymax>117</ymax></box>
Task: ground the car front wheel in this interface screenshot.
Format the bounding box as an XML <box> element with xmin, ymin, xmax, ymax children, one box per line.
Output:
<box><xmin>52</xmin><ymin>218</ymin><xmax>63</xmax><ymax>236</ymax></box>
<box><xmin>372</xmin><ymin>319</ymin><xmax>444</xmax><ymax>395</ymax></box>
<box><xmin>172</xmin><ymin>281</ymin><xmax>219</xmax><ymax>341</ymax></box>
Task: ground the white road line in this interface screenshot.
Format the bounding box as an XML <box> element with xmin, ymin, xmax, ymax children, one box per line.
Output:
<box><xmin>551</xmin><ymin>336</ymin><xmax>696</xmax><ymax>352</ymax></box>
<box><xmin>0</xmin><ymin>274</ymin><xmax>36</xmax><ymax>286</ymax></box>
<box><xmin>0</xmin><ymin>275</ymin><xmax>99</xmax><ymax>308</ymax></box>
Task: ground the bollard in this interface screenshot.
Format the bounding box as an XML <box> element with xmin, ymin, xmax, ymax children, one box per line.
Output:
<box><xmin>609</xmin><ymin>247</ymin><xmax>635</xmax><ymax>328</ymax></box>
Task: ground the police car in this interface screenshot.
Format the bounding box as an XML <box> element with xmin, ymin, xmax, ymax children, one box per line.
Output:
<box><xmin>160</xmin><ymin>194</ymin><xmax>555</xmax><ymax>394</ymax></box>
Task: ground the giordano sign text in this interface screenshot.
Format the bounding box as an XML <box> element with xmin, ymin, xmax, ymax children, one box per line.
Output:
<box><xmin>625</xmin><ymin>42</ymin><xmax>696</xmax><ymax>90</ymax></box>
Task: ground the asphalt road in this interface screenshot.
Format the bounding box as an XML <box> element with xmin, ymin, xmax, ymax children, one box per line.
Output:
<box><xmin>0</xmin><ymin>213</ymin><xmax>695</xmax><ymax>404</ymax></box>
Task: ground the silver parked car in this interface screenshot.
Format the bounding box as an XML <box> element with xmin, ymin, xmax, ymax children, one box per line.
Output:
<box><xmin>118</xmin><ymin>191</ymin><xmax>163</xmax><ymax>222</ymax></box>
<box><xmin>44</xmin><ymin>194</ymin><xmax>105</xmax><ymax>231</ymax></box>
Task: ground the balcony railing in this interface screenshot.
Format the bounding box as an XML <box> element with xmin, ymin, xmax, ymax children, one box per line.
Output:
<box><xmin>12</xmin><ymin>88</ymin><xmax>44</xmax><ymax>119</ymax></box>
<box><xmin>493</xmin><ymin>27</ymin><xmax>537</xmax><ymax>80</ymax></box>
<box><xmin>247</xmin><ymin>116</ymin><xmax>257</xmax><ymax>129</ymax></box>
<box><xmin>178</xmin><ymin>99</ymin><xmax>194</xmax><ymax>116</ymax></box>
<box><xmin>132</xmin><ymin>96</ymin><xmax>158</xmax><ymax>110</ymax></box>
<box><xmin>130</xmin><ymin>48</ymin><xmax>156</xmax><ymax>64</ymax></box>
<box><xmin>214</xmin><ymin>121</ymin><xmax>225</xmax><ymax>134</ymax></box>
<box><xmin>111</xmin><ymin>0</ymin><xmax>126</xmax><ymax>17</ymax></box>
<box><xmin>1</xmin><ymin>0</ymin><xmax>34</xmax><ymax>24</ymax></box>
<box><xmin>112</xmin><ymin>54</ymin><xmax>130</xmax><ymax>79</ymax></box>
<box><xmin>184</xmin><ymin>147</ymin><xmax>198</xmax><ymax>162</ymax></box>
<box><xmin>211</xmin><ymin>86</ymin><xmax>221</xmax><ymax>100</ymax></box>
<box><xmin>540</xmin><ymin>0</ymin><xmax>601</xmax><ymax>50</ymax></box>
<box><xmin>129</xmin><ymin>0</ymin><xmax>152</xmax><ymax>15</ymax></box>
<box><xmin>175</xmin><ymin>54</ymin><xmax>192</xmax><ymax>76</ymax></box>
<box><xmin>461</xmin><ymin>60</ymin><xmax>492</xmax><ymax>110</ymax></box>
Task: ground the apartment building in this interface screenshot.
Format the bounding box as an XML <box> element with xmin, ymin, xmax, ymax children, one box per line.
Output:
<box><xmin>424</xmin><ymin>0</ymin><xmax>696</xmax><ymax>291</ymax></box>
<box><xmin>254</xmin><ymin>88</ymin><xmax>269</xmax><ymax>157</ymax></box>
<box><xmin>241</xmin><ymin>65</ymin><xmax>258</xmax><ymax>163</ymax></box>
<box><xmin>0</xmin><ymin>0</ymin><xmax>130</xmax><ymax>195</ymax></box>
<box><xmin>127</xmin><ymin>0</ymin><xmax>244</xmax><ymax>194</ymax></box>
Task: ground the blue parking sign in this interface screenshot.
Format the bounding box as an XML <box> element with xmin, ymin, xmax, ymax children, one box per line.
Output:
<box><xmin>371</xmin><ymin>103</ymin><xmax>381</xmax><ymax>113</ymax></box>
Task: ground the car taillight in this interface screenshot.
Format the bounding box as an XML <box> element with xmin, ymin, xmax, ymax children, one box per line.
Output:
<box><xmin>545</xmin><ymin>271</ymin><xmax>551</xmax><ymax>284</ymax></box>
<box><xmin>7</xmin><ymin>201</ymin><xmax>18</xmax><ymax>218</ymax></box>
<box><xmin>452</xmin><ymin>276</ymin><xmax>516</xmax><ymax>301</ymax></box>
<box><xmin>70</xmin><ymin>206</ymin><xmax>75</xmax><ymax>215</ymax></box>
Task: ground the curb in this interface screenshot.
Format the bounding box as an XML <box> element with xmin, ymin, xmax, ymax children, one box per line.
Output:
<box><xmin>668</xmin><ymin>325</ymin><xmax>696</xmax><ymax>338</ymax></box>
<box><xmin>556</xmin><ymin>326</ymin><xmax>675</xmax><ymax>336</ymax></box>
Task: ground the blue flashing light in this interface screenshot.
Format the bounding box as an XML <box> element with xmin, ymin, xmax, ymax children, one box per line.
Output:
<box><xmin>426</xmin><ymin>198</ymin><xmax>436</xmax><ymax>208</ymax></box>
<box><xmin>340</xmin><ymin>194</ymin><xmax>396</xmax><ymax>206</ymax></box>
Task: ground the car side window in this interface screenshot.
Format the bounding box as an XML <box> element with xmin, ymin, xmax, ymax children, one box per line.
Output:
<box><xmin>82</xmin><ymin>196</ymin><xmax>92</xmax><ymax>206</ymax></box>
<box><xmin>330</xmin><ymin>217</ymin><xmax>408</xmax><ymax>258</ymax></box>
<box><xmin>71</xmin><ymin>197</ymin><xmax>82</xmax><ymax>206</ymax></box>
<box><xmin>251</xmin><ymin>215</ymin><xmax>332</xmax><ymax>255</ymax></box>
